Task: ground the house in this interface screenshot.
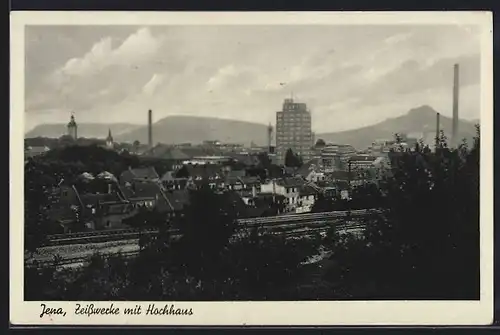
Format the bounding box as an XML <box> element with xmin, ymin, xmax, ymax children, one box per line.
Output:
<box><xmin>220</xmin><ymin>190</ymin><xmax>249</xmax><ymax>218</ymax></box>
<box><xmin>176</xmin><ymin>164</ymin><xmax>226</xmax><ymax>189</ymax></box>
<box><xmin>260</xmin><ymin>177</ymin><xmax>306</xmax><ymax>211</ymax></box>
<box><xmin>80</xmin><ymin>193</ymin><xmax>135</xmax><ymax>230</ymax></box>
<box><xmin>160</xmin><ymin>171</ymin><xmax>189</xmax><ymax>190</ymax></box>
<box><xmin>57</xmin><ymin>184</ymin><xmax>135</xmax><ymax>230</ymax></box>
<box><xmin>120</xmin><ymin>166</ymin><xmax>160</xmax><ymax>185</ymax></box>
<box><xmin>121</xmin><ymin>181</ymin><xmax>177</xmax><ymax>215</ymax></box>
<box><xmin>246</xmin><ymin>193</ymin><xmax>287</xmax><ymax>216</ymax></box>
<box><xmin>296</xmin><ymin>184</ymin><xmax>319</xmax><ymax>213</ymax></box>
<box><xmin>296</xmin><ymin>158</ymin><xmax>323</xmax><ymax>179</ymax></box>
<box><xmin>224</xmin><ymin>175</ymin><xmax>261</xmax><ymax>192</ymax></box>
<box><xmin>163</xmin><ymin>189</ymin><xmax>190</xmax><ymax>218</ymax></box>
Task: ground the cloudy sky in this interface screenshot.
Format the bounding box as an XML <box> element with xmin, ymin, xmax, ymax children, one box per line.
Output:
<box><xmin>25</xmin><ymin>24</ymin><xmax>481</xmax><ymax>133</ymax></box>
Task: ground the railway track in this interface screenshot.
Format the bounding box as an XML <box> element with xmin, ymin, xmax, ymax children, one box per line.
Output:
<box><xmin>45</xmin><ymin>209</ymin><xmax>378</xmax><ymax>246</ymax></box>
<box><xmin>28</xmin><ymin>224</ymin><xmax>365</xmax><ymax>268</ymax></box>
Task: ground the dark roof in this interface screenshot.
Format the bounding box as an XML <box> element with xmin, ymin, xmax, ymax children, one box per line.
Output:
<box><xmin>221</xmin><ymin>191</ymin><xmax>248</xmax><ymax>215</ymax></box>
<box><xmin>284</xmin><ymin>167</ymin><xmax>296</xmax><ymax>175</ymax></box>
<box><xmin>327</xmin><ymin>171</ymin><xmax>351</xmax><ymax>180</ymax></box>
<box><xmin>296</xmin><ymin>158</ymin><xmax>321</xmax><ymax>177</ymax></box>
<box><xmin>246</xmin><ymin>206</ymin><xmax>268</xmax><ymax>218</ymax></box>
<box><xmin>276</xmin><ymin>177</ymin><xmax>305</xmax><ymax>188</ymax></box>
<box><xmin>349</xmin><ymin>155</ymin><xmax>377</xmax><ymax>162</ymax></box>
<box><xmin>128</xmin><ymin>182</ymin><xmax>162</xmax><ymax>200</ymax></box>
<box><xmin>239</xmin><ymin>176</ymin><xmax>261</xmax><ymax>185</ymax></box>
<box><xmin>228</xmin><ymin>153</ymin><xmax>260</xmax><ymax>166</ymax></box>
<box><xmin>160</xmin><ymin>171</ymin><xmax>175</xmax><ymax>181</ymax></box>
<box><xmin>185</xmin><ymin>164</ymin><xmax>224</xmax><ymax>179</ymax></box>
<box><xmin>79</xmin><ymin>192</ymin><xmax>123</xmax><ymax>207</ymax></box>
<box><xmin>120</xmin><ymin>167</ymin><xmax>159</xmax><ymax>182</ymax></box>
<box><xmin>117</xmin><ymin>184</ymin><xmax>136</xmax><ymax>199</ymax></box>
<box><xmin>147</xmin><ymin>145</ymin><xmax>191</xmax><ymax>160</ymax></box>
<box><xmin>225</xmin><ymin>176</ymin><xmax>243</xmax><ymax>185</ymax></box>
<box><xmin>164</xmin><ymin>189</ymin><xmax>190</xmax><ymax>211</ymax></box>
<box><xmin>299</xmin><ymin>184</ymin><xmax>319</xmax><ymax>197</ymax></box>
<box><xmin>103</xmin><ymin>203</ymin><xmax>134</xmax><ymax>215</ymax></box>
<box><xmin>227</xmin><ymin>169</ymin><xmax>246</xmax><ymax>178</ymax></box>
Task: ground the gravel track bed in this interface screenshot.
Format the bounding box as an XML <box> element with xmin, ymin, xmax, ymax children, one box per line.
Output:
<box><xmin>26</xmin><ymin>239</ymin><xmax>139</xmax><ymax>262</ymax></box>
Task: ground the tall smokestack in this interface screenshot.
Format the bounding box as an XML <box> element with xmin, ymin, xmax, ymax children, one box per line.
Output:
<box><xmin>267</xmin><ymin>123</ymin><xmax>273</xmax><ymax>153</ymax></box>
<box><xmin>452</xmin><ymin>64</ymin><xmax>460</xmax><ymax>148</ymax></box>
<box><xmin>148</xmin><ymin>109</ymin><xmax>153</xmax><ymax>148</ymax></box>
<box><xmin>435</xmin><ymin>112</ymin><xmax>440</xmax><ymax>150</ymax></box>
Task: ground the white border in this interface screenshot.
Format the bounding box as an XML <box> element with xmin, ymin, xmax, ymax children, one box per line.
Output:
<box><xmin>10</xmin><ymin>11</ymin><xmax>494</xmax><ymax>326</ymax></box>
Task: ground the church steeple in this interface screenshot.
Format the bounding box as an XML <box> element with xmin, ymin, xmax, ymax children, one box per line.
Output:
<box><xmin>106</xmin><ymin>128</ymin><xmax>114</xmax><ymax>148</ymax></box>
<box><xmin>67</xmin><ymin>113</ymin><xmax>78</xmax><ymax>139</ymax></box>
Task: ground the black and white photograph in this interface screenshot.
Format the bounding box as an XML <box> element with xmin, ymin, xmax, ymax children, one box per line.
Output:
<box><xmin>11</xmin><ymin>11</ymin><xmax>493</xmax><ymax>326</ymax></box>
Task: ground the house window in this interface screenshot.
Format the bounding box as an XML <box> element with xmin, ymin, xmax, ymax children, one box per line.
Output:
<box><xmin>106</xmin><ymin>221</ymin><xmax>111</xmax><ymax>228</ymax></box>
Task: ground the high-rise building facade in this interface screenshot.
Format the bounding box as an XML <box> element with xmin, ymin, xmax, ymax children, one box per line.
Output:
<box><xmin>276</xmin><ymin>98</ymin><xmax>312</xmax><ymax>164</ymax></box>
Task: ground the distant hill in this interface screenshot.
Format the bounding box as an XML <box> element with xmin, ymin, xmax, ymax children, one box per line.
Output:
<box><xmin>25</xmin><ymin>123</ymin><xmax>141</xmax><ymax>139</ymax></box>
<box><xmin>316</xmin><ymin>105</ymin><xmax>478</xmax><ymax>150</ymax></box>
<box><xmin>26</xmin><ymin>106</ymin><xmax>479</xmax><ymax>150</ymax></box>
<box><xmin>115</xmin><ymin>115</ymin><xmax>269</xmax><ymax>146</ymax></box>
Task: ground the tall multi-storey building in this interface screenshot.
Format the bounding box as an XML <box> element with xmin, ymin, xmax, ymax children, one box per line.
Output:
<box><xmin>276</xmin><ymin>98</ymin><xmax>312</xmax><ymax>164</ymax></box>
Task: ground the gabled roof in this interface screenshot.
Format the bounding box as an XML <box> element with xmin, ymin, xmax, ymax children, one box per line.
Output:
<box><xmin>227</xmin><ymin>169</ymin><xmax>246</xmax><ymax>178</ymax></box>
<box><xmin>296</xmin><ymin>158</ymin><xmax>321</xmax><ymax>177</ymax></box>
<box><xmin>228</xmin><ymin>153</ymin><xmax>260</xmax><ymax>167</ymax></box>
<box><xmin>164</xmin><ymin>189</ymin><xmax>190</xmax><ymax>211</ymax></box>
<box><xmin>299</xmin><ymin>184</ymin><xmax>319</xmax><ymax>197</ymax></box>
<box><xmin>239</xmin><ymin>176</ymin><xmax>261</xmax><ymax>185</ymax></box>
<box><xmin>276</xmin><ymin>177</ymin><xmax>305</xmax><ymax>188</ymax></box>
<box><xmin>120</xmin><ymin>166</ymin><xmax>159</xmax><ymax>182</ymax></box>
<box><xmin>327</xmin><ymin>171</ymin><xmax>351</xmax><ymax>180</ymax></box>
<box><xmin>79</xmin><ymin>192</ymin><xmax>124</xmax><ymax>207</ymax></box>
<box><xmin>160</xmin><ymin>171</ymin><xmax>175</xmax><ymax>182</ymax></box>
<box><xmin>185</xmin><ymin>164</ymin><xmax>224</xmax><ymax>179</ymax></box>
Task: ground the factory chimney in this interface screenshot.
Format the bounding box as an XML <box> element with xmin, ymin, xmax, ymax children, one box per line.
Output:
<box><xmin>435</xmin><ymin>112</ymin><xmax>440</xmax><ymax>151</ymax></box>
<box><xmin>148</xmin><ymin>109</ymin><xmax>153</xmax><ymax>148</ymax></box>
<box><xmin>267</xmin><ymin>123</ymin><xmax>273</xmax><ymax>153</ymax></box>
<box><xmin>452</xmin><ymin>64</ymin><xmax>460</xmax><ymax>148</ymax></box>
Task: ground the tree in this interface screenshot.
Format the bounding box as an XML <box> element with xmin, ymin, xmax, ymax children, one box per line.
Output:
<box><xmin>175</xmin><ymin>165</ymin><xmax>190</xmax><ymax>178</ymax></box>
<box><xmin>257</xmin><ymin>152</ymin><xmax>272</xmax><ymax>170</ymax></box>
<box><xmin>315</xmin><ymin>139</ymin><xmax>326</xmax><ymax>148</ymax></box>
<box><xmin>285</xmin><ymin>148</ymin><xmax>302</xmax><ymax>168</ymax></box>
<box><xmin>327</xmin><ymin>130</ymin><xmax>480</xmax><ymax>299</ymax></box>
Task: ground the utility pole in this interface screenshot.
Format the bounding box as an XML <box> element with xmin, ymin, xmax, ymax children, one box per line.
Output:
<box><xmin>435</xmin><ymin>112</ymin><xmax>440</xmax><ymax>151</ymax></box>
<box><xmin>347</xmin><ymin>159</ymin><xmax>352</xmax><ymax>219</ymax></box>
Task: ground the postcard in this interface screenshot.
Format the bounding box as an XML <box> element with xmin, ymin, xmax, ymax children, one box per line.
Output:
<box><xmin>10</xmin><ymin>11</ymin><xmax>493</xmax><ymax>326</ymax></box>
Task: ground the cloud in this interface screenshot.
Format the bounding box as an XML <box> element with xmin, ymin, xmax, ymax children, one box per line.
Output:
<box><xmin>142</xmin><ymin>74</ymin><xmax>164</xmax><ymax>96</ymax></box>
<box><xmin>55</xmin><ymin>27</ymin><xmax>161</xmax><ymax>78</ymax></box>
<box><xmin>25</xmin><ymin>25</ymin><xmax>482</xmax><ymax>133</ymax></box>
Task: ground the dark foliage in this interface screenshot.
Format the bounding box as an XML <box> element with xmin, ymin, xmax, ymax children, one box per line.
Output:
<box><xmin>285</xmin><ymin>148</ymin><xmax>303</xmax><ymax>168</ymax></box>
<box><xmin>323</xmin><ymin>129</ymin><xmax>480</xmax><ymax>299</ymax></box>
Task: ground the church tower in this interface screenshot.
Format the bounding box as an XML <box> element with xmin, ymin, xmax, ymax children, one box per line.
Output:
<box><xmin>106</xmin><ymin>128</ymin><xmax>114</xmax><ymax>149</ymax></box>
<box><xmin>67</xmin><ymin>113</ymin><xmax>78</xmax><ymax>139</ymax></box>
